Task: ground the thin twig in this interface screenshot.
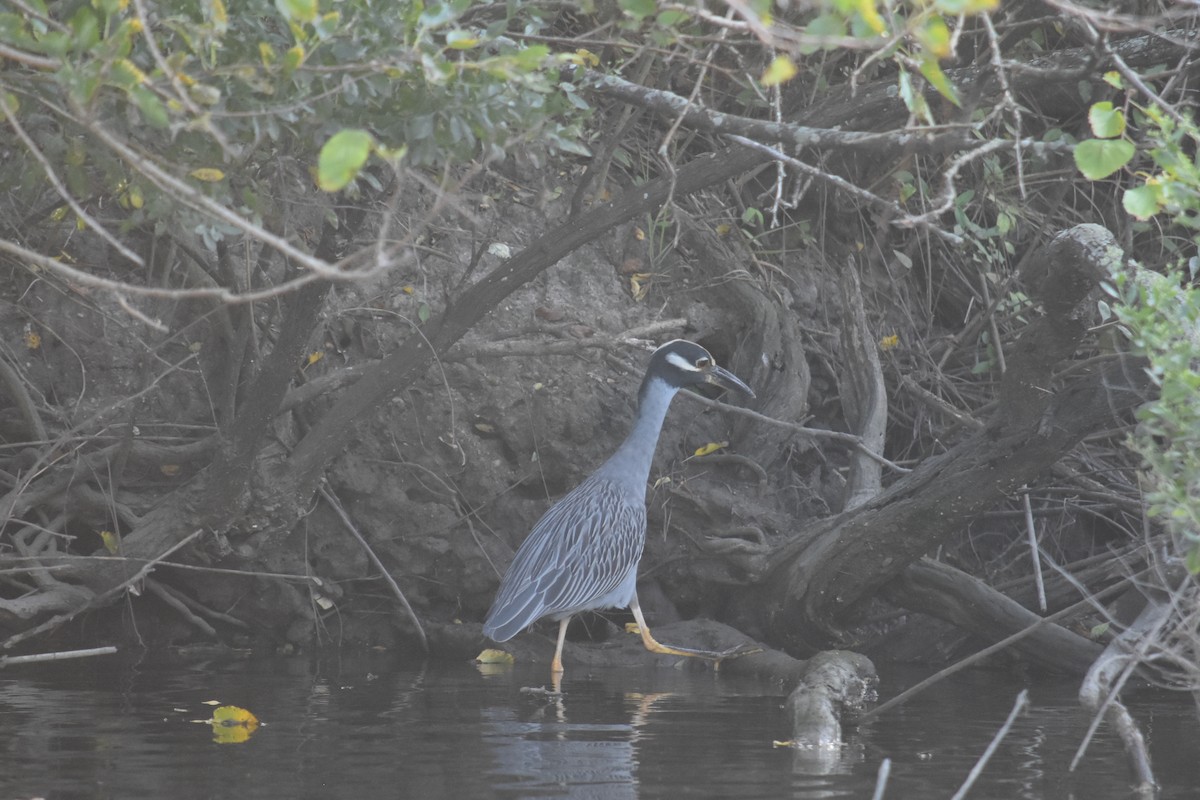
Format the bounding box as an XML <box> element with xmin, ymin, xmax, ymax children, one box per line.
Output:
<box><xmin>870</xmin><ymin>758</ymin><xmax>891</xmax><ymax>800</ymax></box>
<box><xmin>949</xmin><ymin>690</ymin><xmax>1030</xmax><ymax>800</ymax></box>
<box><xmin>726</xmin><ymin>134</ymin><xmax>964</xmax><ymax>245</ymax></box>
<box><xmin>0</xmin><ymin>645</ymin><xmax>118</xmax><ymax>668</ymax></box>
<box><xmin>688</xmin><ymin>393</ymin><xmax>911</xmax><ymax>474</ymax></box>
<box><xmin>1023</xmin><ymin>489</ymin><xmax>1047</xmax><ymax>612</ymax></box>
<box><xmin>318</xmin><ymin>482</ymin><xmax>428</xmax><ymax>652</ymax></box>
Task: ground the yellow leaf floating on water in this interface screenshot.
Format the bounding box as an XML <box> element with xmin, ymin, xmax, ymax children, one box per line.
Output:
<box><xmin>693</xmin><ymin>441</ymin><xmax>728</xmax><ymax>457</ymax></box>
<box><xmin>305</xmin><ymin>350</ymin><xmax>324</xmax><ymax>366</ymax></box>
<box><xmin>211</xmin><ymin>705</ymin><xmax>260</xmax><ymax>744</ymax></box>
<box><xmin>475</xmin><ymin>649</ymin><xmax>514</xmax><ymax>665</ymax></box>
<box><xmin>23</xmin><ymin>329</ymin><xmax>41</xmax><ymax>349</ymax></box>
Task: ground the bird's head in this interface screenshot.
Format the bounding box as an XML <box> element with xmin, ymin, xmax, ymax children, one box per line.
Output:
<box><xmin>638</xmin><ymin>339</ymin><xmax>755</xmax><ymax>406</ymax></box>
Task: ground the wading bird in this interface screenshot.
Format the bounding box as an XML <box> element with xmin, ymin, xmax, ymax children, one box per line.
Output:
<box><xmin>483</xmin><ymin>339</ymin><xmax>755</xmax><ymax>684</ymax></box>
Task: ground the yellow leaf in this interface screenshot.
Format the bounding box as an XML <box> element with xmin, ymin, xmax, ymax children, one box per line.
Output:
<box><xmin>23</xmin><ymin>329</ymin><xmax>40</xmax><ymax>349</ymax></box>
<box><xmin>99</xmin><ymin>530</ymin><xmax>119</xmax><ymax>554</ymax></box>
<box><xmin>160</xmin><ymin>464</ymin><xmax>180</xmax><ymax>476</ymax></box>
<box><xmin>127</xmin><ymin>185</ymin><xmax>144</xmax><ymax>209</ymax></box>
<box><xmin>401</xmin><ymin>285</ymin><xmax>415</xmax><ymax>295</ymax></box>
<box><xmin>693</xmin><ymin>441</ymin><xmax>729</xmax><ymax>457</ymax></box>
<box><xmin>629</xmin><ymin>272</ymin><xmax>651</xmax><ymax>301</ymax></box>
<box><xmin>305</xmin><ymin>350</ymin><xmax>324</xmax><ymax>366</ymax></box>
<box><xmin>854</xmin><ymin>0</ymin><xmax>887</xmax><ymax>35</ymax></box>
<box><xmin>211</xmin><ymin>705</ymin><xmax>259</xmax><ymax>744</ymax></box>
<box><xmin>879</xmin><ymin>334</ymin><xmax>899</xmax><ymax>351</ymax></box>
<box><xmin>634</xmin><ymin>226</ymin><xmax>645</xmax><ymax>241</ymax></box>
<box><xmin>922</xmin><ymin>15</ymin><xmax>952</xmax><ymax>60</ymax></box>
<box><xmin>115</xmin><ymin>58</ymin><xmax>147</xmax><ymax>85</ymax></box>
<box><xmin>475</xmin><ymin>649</ymin><xmax>515</xmax><ymax>665</ymax></box>
<box><xmin>715</xmin><ymin>223</ymin><xmax>732</xmax><ymax>236</ymax></box>
<box><xmin>446</xmin><ymin>31</ymin><xmax>479</xmax><ymax>49</ymax></box>
<box><xmin>284</xmin><ymin>45</ymin><xmax>306</xmax><ymax>74</ymax></box>
<box><xmin>213</xmin><ymin>705</ymin><xmax>259</xmax><ymax>725</ymax></box>
<box><xmin>207</xmin><ymin>0</ymin><xmax>228</xmax><ymax>29</ymax></box>
<box><xmin>760</xmin><ymin>55</ymin><xmax>798</xmax><ymax>87</ymax></box>
<box><xmin>575</xmin><ymin>48</ymin><xmax>600</xmax><ymax>67</ymax></box>
<box><xmin>189</xmin><ymin>168</ymin><xmax>225</xmax><ymax>182</ymax></box>
<box><xmin>51</xmin><ymin>206</ymin><xmax>69</xmax><ymax>221</ymax></box>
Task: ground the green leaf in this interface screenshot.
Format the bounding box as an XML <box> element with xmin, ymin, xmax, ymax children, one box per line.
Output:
<box><xmin>417</xmin><ymin>303</ymin><xmax>431</xmax><ymax>323</ymax></box>
<box><xmin>1123</xmin><ymin>184</ymin><xmax>1161</xmax><ymax>220</ymax></box>
<box><xmin>898</xmin><ymin>69</ymin><xmax>932</xmax><ymax>124</ymax></box>
<box><xmin>513</xmin><ymin>44</ymin><xmax>549</xmax><ymax>71</ymax></box>
<box><xmin>1088</xmin><ymin>101</ymin><xmax>1126</xmax><ymax>139</ymax></box>
<box><xmin>129</xmin><ymin>85</ymin><xmax>169</xmax><ymax>128</ymax></box>
<box><xmin>68</xmin><ymin>5</ymin><xmax>99</xmax><ymax>52</ymax></box>
<box><xmin>1074</xmin><ymin>138</ymin><xmax>1134</xmax><ymax>180</ymax></box>
<box><xmin>275</xmin><ymin>0</ymin><xmax>317</xmax><ymax>24</ymax></box>
<box><xmin>656</xmin><ymin>9</ymin><xmax>689</xmax><ymax>26</ymax></box>
<box><xmin>619</xmin><ymin>0</ymin><xmax>656</xmax><ymax>19</ymax></box>
<box><xmin>800</xmin><ymin>13</ymin><xmax>845</xmax><ymax>55</ymax></box>
<box><xmin>317</xmin><ymin>129</ymin><xmax>376</xmax><ymax>192</ymax></box>
<box><xmin>919</xmin><ymin>57</ymin><xmax>960</xmax><ymax>107</ymax></box>
<box><xmin>1187</xmin><ymin>545</ymin><xmax>1200</xmax><ymax>576</ymax></box>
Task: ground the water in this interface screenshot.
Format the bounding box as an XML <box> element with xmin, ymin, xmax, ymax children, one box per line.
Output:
<box><xmin>1</xmin><ymin>654</ymin><xmax>1196</xmax><ymax>799</ymax></box>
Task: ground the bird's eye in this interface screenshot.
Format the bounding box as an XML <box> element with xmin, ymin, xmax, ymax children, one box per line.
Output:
<box><xmin>695</xmin><ymin>357</ymin><xmax>712</xmax><ymax>369</ymax></box>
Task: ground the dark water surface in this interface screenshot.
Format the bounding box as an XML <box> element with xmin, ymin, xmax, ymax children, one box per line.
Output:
<box><xmin>1</xmin><ymin>654</ymin><xmax>1196</xmax><ymax>799</ymax></box>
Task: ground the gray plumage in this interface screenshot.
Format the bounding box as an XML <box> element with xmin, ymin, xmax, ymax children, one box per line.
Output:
<box><xmin>483</xmin><ymin>476</ymin><xmax>646</xmax><ymax>641</ymax></box>
<box><xmin>482</xmin><ymin>339</ymin><xmax>754</xmax><ymax>666</ymax></box>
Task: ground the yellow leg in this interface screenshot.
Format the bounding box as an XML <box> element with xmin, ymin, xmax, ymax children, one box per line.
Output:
<box><xmin>629</xmin><ymin>596</ymin><xmax>701</xmax><ymax>658</ymax></box>
<box><xmin>551</xmin><ymin>616</ymin><xmax>570</xmax><ymax>677</ymax></box>
<box><xmin>629</xmin><ymin>595</ymin><xmax>757</xmax><ymax>661</ymax></box>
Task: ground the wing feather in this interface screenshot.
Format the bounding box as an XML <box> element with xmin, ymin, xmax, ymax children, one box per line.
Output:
<box><xmin>482</xmin><ymin>477</ymin><xmax>646</xmax><ymax>641</ymax></box>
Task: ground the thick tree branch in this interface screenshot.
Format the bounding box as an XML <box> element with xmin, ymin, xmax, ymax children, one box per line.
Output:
<box><xmin>762</xmin><ymin>225</ymin><xmax>1153</xmax><ymax>648</ymax></box>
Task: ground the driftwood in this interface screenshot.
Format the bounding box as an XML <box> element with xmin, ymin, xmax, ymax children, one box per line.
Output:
<box><xmin>1076</xmin><ymin>597</ymin><xmax>1171</xmax><ymax>793</ymax></box>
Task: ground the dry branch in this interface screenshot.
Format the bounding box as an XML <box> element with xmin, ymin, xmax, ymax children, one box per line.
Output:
<box><xmin>763</xmin><ymin>224</ymin><xmax>1153</xmax><ymax>648</ymax></box>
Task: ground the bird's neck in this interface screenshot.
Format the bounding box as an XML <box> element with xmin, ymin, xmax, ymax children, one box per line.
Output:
<box><xmin>594</xmin><ymin>377</ymin><xmax>678</xmax><ymax>490</ymax></box>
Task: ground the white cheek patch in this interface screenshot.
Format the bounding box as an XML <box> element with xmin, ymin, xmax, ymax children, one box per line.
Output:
<box><xmin>666</xmin><ymin>352</ymin><xmax>703</xmax><ymax>372</ymax></box>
